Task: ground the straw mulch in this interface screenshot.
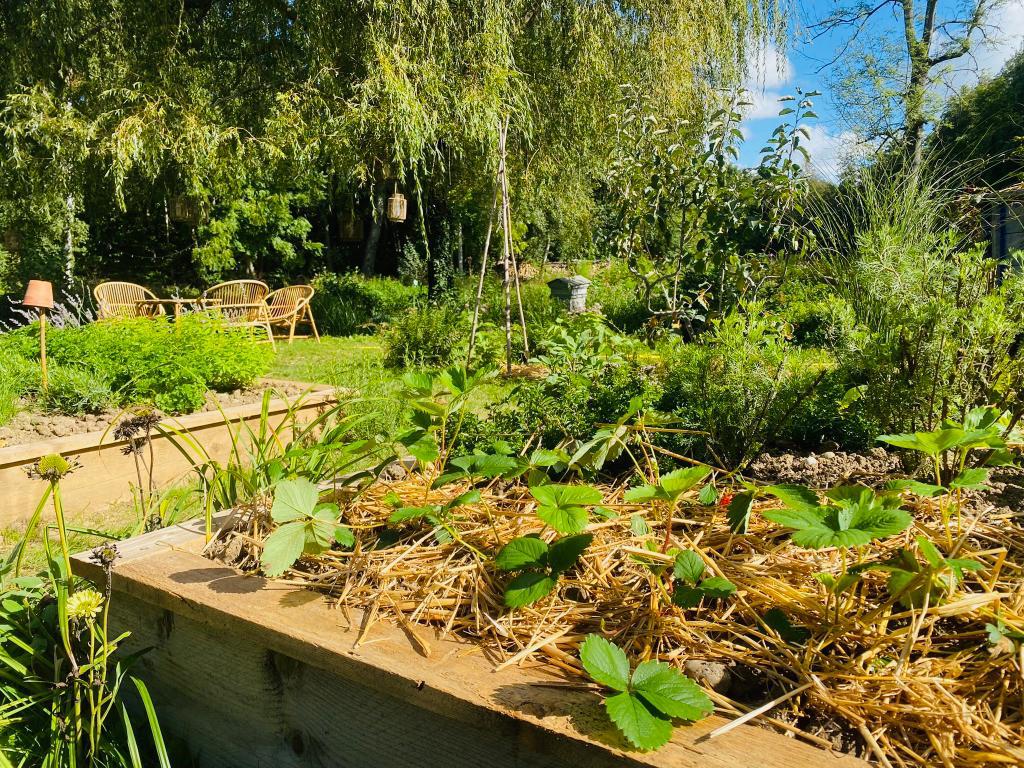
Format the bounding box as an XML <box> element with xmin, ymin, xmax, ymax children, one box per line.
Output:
<box><xmin>206</xmin><ymin>473</ymin><xmax>1024</xmax><ymax>767</ymax></box>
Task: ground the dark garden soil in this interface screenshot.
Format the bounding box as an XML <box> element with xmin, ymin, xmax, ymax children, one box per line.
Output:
<box><xmin>748</xmin><ymin>447</ymin><xmax>1024</xmax><ymax>512</ymax></box>
<box><xmin>0</xmin><ymin>381</ymin><xmax>312</xmax><ymax>450</ymax></box>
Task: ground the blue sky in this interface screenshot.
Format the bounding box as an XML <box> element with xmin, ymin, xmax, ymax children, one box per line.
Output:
<box><xmin>739</xmin><ymin>0</ymin><xmax>1024</xmax><ymax>176</ymax></box>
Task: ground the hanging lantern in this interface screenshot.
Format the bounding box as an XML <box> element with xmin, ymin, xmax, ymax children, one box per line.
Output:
<box><xmin>168</xmin><ymin>195</ymin><xmax>200</xmax><ymax>225</ymax></box>
<box><xmin>386</xmin><ymin>187</ymin><xmax>407</xmax><ymax>223</ymax></box>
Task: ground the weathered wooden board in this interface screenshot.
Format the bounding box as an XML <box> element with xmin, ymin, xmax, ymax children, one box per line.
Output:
<box><xmin>72</xmin><ymin>521</ymin><xmax>867</xmax><ymax>768</ymax></box>
<box><xmin>0</xmin><ymin>382</ymin><xmax>335</xmax><ymax>527</ymax></box>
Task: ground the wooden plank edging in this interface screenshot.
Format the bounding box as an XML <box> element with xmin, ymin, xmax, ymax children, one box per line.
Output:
<box><xmin>71</xmin><ymin>522</ymin><xmax>867</xmax><ymax>768</ymax></box>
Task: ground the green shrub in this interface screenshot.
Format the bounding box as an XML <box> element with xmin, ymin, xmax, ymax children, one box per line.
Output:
<box><xmin>777</xmin><ymin>287</ymin><xmax>858</xmax><ymax>350</ymax></box>
<box><xmin>659</xmin><ymin>305</ymin><xmax>836</xmax><ymax>468</ymax></box>
<box><xmin>457</xmin><ymin>357</ymin><xmax>663</xmax><ymax>455</ymax></box>
<box><xmin>311</xmin><ymin>272</ymin><xmax>425</xmax><ymax>335</ymax></box>
<box><xmin>41</xmin><ymin>365</ymin><xmax>116</xmax><ymax>415</ymax></box>
<box><xmin>6</xmin><ymin>315</ymin><xmax>272</xmax><ymax>415</ymax></box>
<box><xmin>587</xmin><ymin>262</ymin><xmax>652</xmax><ymax>333</ymax></box>
<box><xmin>479</xmin><ymin>279</ymin><xmax>563</xmax><ymax>332</ymax></box>
<box><xmin>382</xmin><ymin>304</ymin><xmax>468</xmax><ymax>369</ymax></box>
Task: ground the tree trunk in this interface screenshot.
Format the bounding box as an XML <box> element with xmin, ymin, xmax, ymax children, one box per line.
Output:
<box><xmin>362</xmin><ymin>185</ymin><xmax>386</xmax><ymax>276</ymax></box>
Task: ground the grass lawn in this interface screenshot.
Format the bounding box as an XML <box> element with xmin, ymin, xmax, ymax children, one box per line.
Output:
<box><xmin>3</xmin><ymin>335</ymin><xmax>515</xmax><ymax>577</ymax></box>
<box><xmin>268</xmin><ymin>335</ymin><xmax>515</xmax><ymax>427</ymax></box>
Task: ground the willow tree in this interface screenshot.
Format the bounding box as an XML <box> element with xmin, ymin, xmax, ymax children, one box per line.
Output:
<box><xmin>0</xmin><ymin>0</ymin><xmax>785</xmax><ymax>288</ymax></box>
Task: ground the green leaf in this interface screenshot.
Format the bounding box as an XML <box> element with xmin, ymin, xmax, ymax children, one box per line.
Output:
<box><xmin>530</xmin><ymin>484</ymin><xmax>603</xmax><ymax>507</ymax></box>
<box><xmin>495</xmin><ymin>536</ymin><xmax>548</xmax><ymax>571</ymax></box>
<box><xmin>671</xmin><ymin>584</ymin><xmax>704</xmax><ymax>608</ymax></box>
<box><xmin>727</xmin><ymin>491</ymin><xmax>754</xmax><ymax>534</ymax></box>
<box><xmin>950</xmin><ymin>467</ymin><xmax>990</xmax><ymax>491</ymax></box>
<box><xmin>762</xmin><ymin>608</ymin><xmax>809</xmax><ymax>644</ymax></box>
<box><xmin>503</xmin><ymin>572</ymin><xmax>557</xmax><ymax>607</ymax></box>
<box><xmin>673</xmin><ymin>551</ymin><xmax>705</xmax><ymax>585</ymax></box>
<box><xmin>605</xmin><ymin>692</ymin><xmax>673</xmax><ymax>750</ymax></box>
<box><xmin>631</xmin><ymin>661</ymin><xmax>713</xmax><ymax>720</ymax></box>
<box><xmin>659</xmin><ymin>466</ymin><xmax>711</xmax><ymax>496</ymax></box>
<box><xmin>407</xmin><ymin>435</ymin><xmax>439</xmax><ymax>464</ymax></box>
<box><xmin>389</xmin><ymin>505</ymin><xmax>436</xmax><ymax>524</ymax></box>
<box><xmin>623</xmin><ymin>484</ymin><xmax>662</xmax><ymax>503</ymax></box>
<box><xmin>261</xmin><ymin>521</ymin><xmax>307</xmax><ymax>577</ymax></box>
<box><xmin>630</xmin><ymin>514</ymin><xmax>650</xmax><ymax>536</ymax></box>
<box><xmin>580</xmin><ymin>634</ymin><xmax>631</xmax><ymax>691</ymax></box>
<box><xmin>537</xmin><ymin>505</ymin><xmax>590</xmax><ymax>534</ymax></box>
<box><xmin>698</xmin><ymin>484</ymin><xmax>719</xmax><ymax>505</ymax></box>
<box><xmin>548</xmin><ymin>534</ymin><xmax>593</xmax><ymax>573</ymax></box>
<box><xmin>334</xmin><ymin>524</ymin><xmax>355</xmax><ymax>548</ymax></box>
<box><xmin>698</xmin><ymin>576</ymin><xmax>736</xmax><ymax>599</ymax></box>
<box><xmin>885</xmin><ymin>478</ymin><xmax>945</xmax><ymax>497</ymax></box>
<box><xmin>271</xmin><ymin>478</ymin><xmax>320</xmax><ymax>523</ymax></box>
<box><xmin>474</xmin><ymin>454</ymin><xmax>524</xmax><ymax>478</ymax></box>
<box><xmin>764</xmin><ymin>484</ymin><xmax>819</xmax><ymax>513</ymax></box>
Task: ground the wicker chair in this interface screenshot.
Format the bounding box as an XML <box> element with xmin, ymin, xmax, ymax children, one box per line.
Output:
<box><xmin>93</xmin><ymin>281</ymin><xmax>165</xmax><ymax>320</ymax></box>
<box><xmin>265</xmin><ymin>285</ymin><xmax>321</xmax><ymax>344</ymax></box>
<box><xmin>201</xmin><ymin>279</ymin><xmax>275</xmax><ymax>347</ymax></box>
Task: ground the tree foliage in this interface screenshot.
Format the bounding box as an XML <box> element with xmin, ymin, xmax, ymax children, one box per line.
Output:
<box><xmin>0</xmin><ymin>0</ymin><xmax>785</xmax><ymax>290</ymax></box>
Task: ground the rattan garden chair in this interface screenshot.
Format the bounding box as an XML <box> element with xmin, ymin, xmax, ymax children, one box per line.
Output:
<box><xmin>93</xmin><ymin>281</ymin><xmax>165</xmax><ymax>319</ymax></box>
<box><xmin>265</xmin><ymin>285</ymin><xmax>321</xmax><ymax>344</ymax></box>
<box><xmin>201</xmin><ymin>279</ymin><xmax>275</xmax><ymax>347</ymax></box>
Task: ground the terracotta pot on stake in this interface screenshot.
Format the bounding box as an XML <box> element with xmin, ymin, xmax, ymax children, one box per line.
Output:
<box><xmin>22</xmin><ymin>280</ymin><xmax>54</xmax><ymax>391</ymax></box>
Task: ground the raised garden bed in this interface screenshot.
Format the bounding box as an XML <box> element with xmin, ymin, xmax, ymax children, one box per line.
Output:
<box><xmin>71</xmin><ymin>518</ymin><xmax>864</xmax><ymax>768</ymax></box>
<box><xmin>0</xmin><ymin>380</ymin><xmax>336</xmax><ymax>527</ymax></box>
<box><xmin>0</xmin><ymin>380</ymin><xmax>312</xmax><ymax>448</ymax></box>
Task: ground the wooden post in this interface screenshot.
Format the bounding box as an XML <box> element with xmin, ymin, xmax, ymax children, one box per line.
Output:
<box><xmin>39</xmin><ymin>308</ymin><xmax>48</xmax><ymax>392</ymax></box>
<box><xmin>466</xmin><ymin>186</ymin><xmax>500</xmax><ymax>366</ymax></box>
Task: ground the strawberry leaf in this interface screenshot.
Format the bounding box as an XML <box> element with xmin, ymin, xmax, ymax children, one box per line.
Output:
<box><xmin>631</xmin><ymin>661</ymin><xmax>713</xmax><ymax>720</ymax></box>
<box><xmin>271</xmin><ymin>478</ymin><xmax>320</xmax><ymax>523</ymax></box>
<box><xmin>580</xmin><ymin>634</ymin><xmax>630</xmax><ymax>691</ymax></box>
<box><xmin>547</xmin><ymin>534</ymin><xmax>593</xmax><ymax>573</ymax></box>
<box><xmin>604</xmin><ymin>692</ymin><xmax>672</xmax><ymax>750</ymax></box>
<box><xmin>260</xmin><ymin>521</ymin><xmax>307</xmax><ymax>577</ymax></box>
<box><xmin>495</xmin><ymin>536</ymin><xmax>548</xmax><ymax>571</ymax></box>
<box><xmin>503</xmin><ymin>571</ymin><xmax>557</xmax><ymax>607</ymax></box>
<box><xmin>673</xmin><ymin>551</ymin><xmax>705</xmax><ymax>585</ymax></box>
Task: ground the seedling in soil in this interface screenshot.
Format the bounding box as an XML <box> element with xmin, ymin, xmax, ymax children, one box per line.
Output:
<box><xmin>579</xmin><ymin>634</ymin><xmax>712</xmax><ymax>750</ymax></box>
<box><xmin>495</xmin><ymin>534</ymin><xmax>592</xmax><ymax>607</ymax></box>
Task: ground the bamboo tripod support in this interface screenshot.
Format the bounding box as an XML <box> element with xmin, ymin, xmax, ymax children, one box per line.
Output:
<box><xmin>467</xmin><ymin>117</ymin><xmax>530</xmax><ymax>373</ymax></box>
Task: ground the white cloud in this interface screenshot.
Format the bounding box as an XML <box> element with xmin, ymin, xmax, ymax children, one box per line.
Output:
<box><xmin>799</xmin><ymin>125</ymin><xmax>867</xmax><ymax>179</ymax></box>
<box><xmin>742</xmin><ymin>43</ymin><xmax>794</xmax><ymax>120</ymax></box>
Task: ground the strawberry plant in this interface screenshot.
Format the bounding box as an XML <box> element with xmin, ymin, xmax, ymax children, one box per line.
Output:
<box><xmin>671</xmin><ymin>550</ymin><xmax>736</xmax><ymax>608</ymax></box>
<box><xmin>880</xmin><ymin>406</ymin><xmax>1016</xmax><ymax>541</ymax></box>
<box><xmin>624</xmin><ymin>466</ymin><xmax>710</xmax><ymax>549</ymax></box>
<box><xmin>762</xmin><ymin>485</ymin><xmax>911</xmax><ymax>550</ymax></box>
<box><xmin>260</xmin><ymin>478</ymin><xmax>354</xmax><ymax>577</ymax></box>
<box><xmin>385</xmin><ymin>489</ymin><xmax>482</xmax><ymax>546</ymax></box>
<box><xmin>873</xmin><ymin>535</ymin><xmax>983</xmax><ymax>608</ymax></box>
<box><xmin>529</xmin><ymin>483</ymin><xmax>604</xmax><ymax>534</ymax></box>
<box><xmin>579</xmin><ymin>634</ymin><xmax>712</xmax><ymax>750</ymax></box>
<box><xmin>495</xmin><ymin>534</ymin><xmax>592</xmax><ymax>607</ymax></box>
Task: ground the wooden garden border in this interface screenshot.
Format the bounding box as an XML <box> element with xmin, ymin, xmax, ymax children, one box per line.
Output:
<box><xmin>70</xmin><ymin>518</ymin><xmax>867</xmax><ymax>768</ymax></box>
<box><xmin>0</xmin><ymin>380</ymin><xmax>336</xmax><ymax>527</ymax></box>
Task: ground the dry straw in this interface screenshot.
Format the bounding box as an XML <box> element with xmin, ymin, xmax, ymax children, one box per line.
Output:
<box><xmin>207</xmin><ymin>475</ymin><xmax>1024</xmax><ymax>767</ymax></box>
